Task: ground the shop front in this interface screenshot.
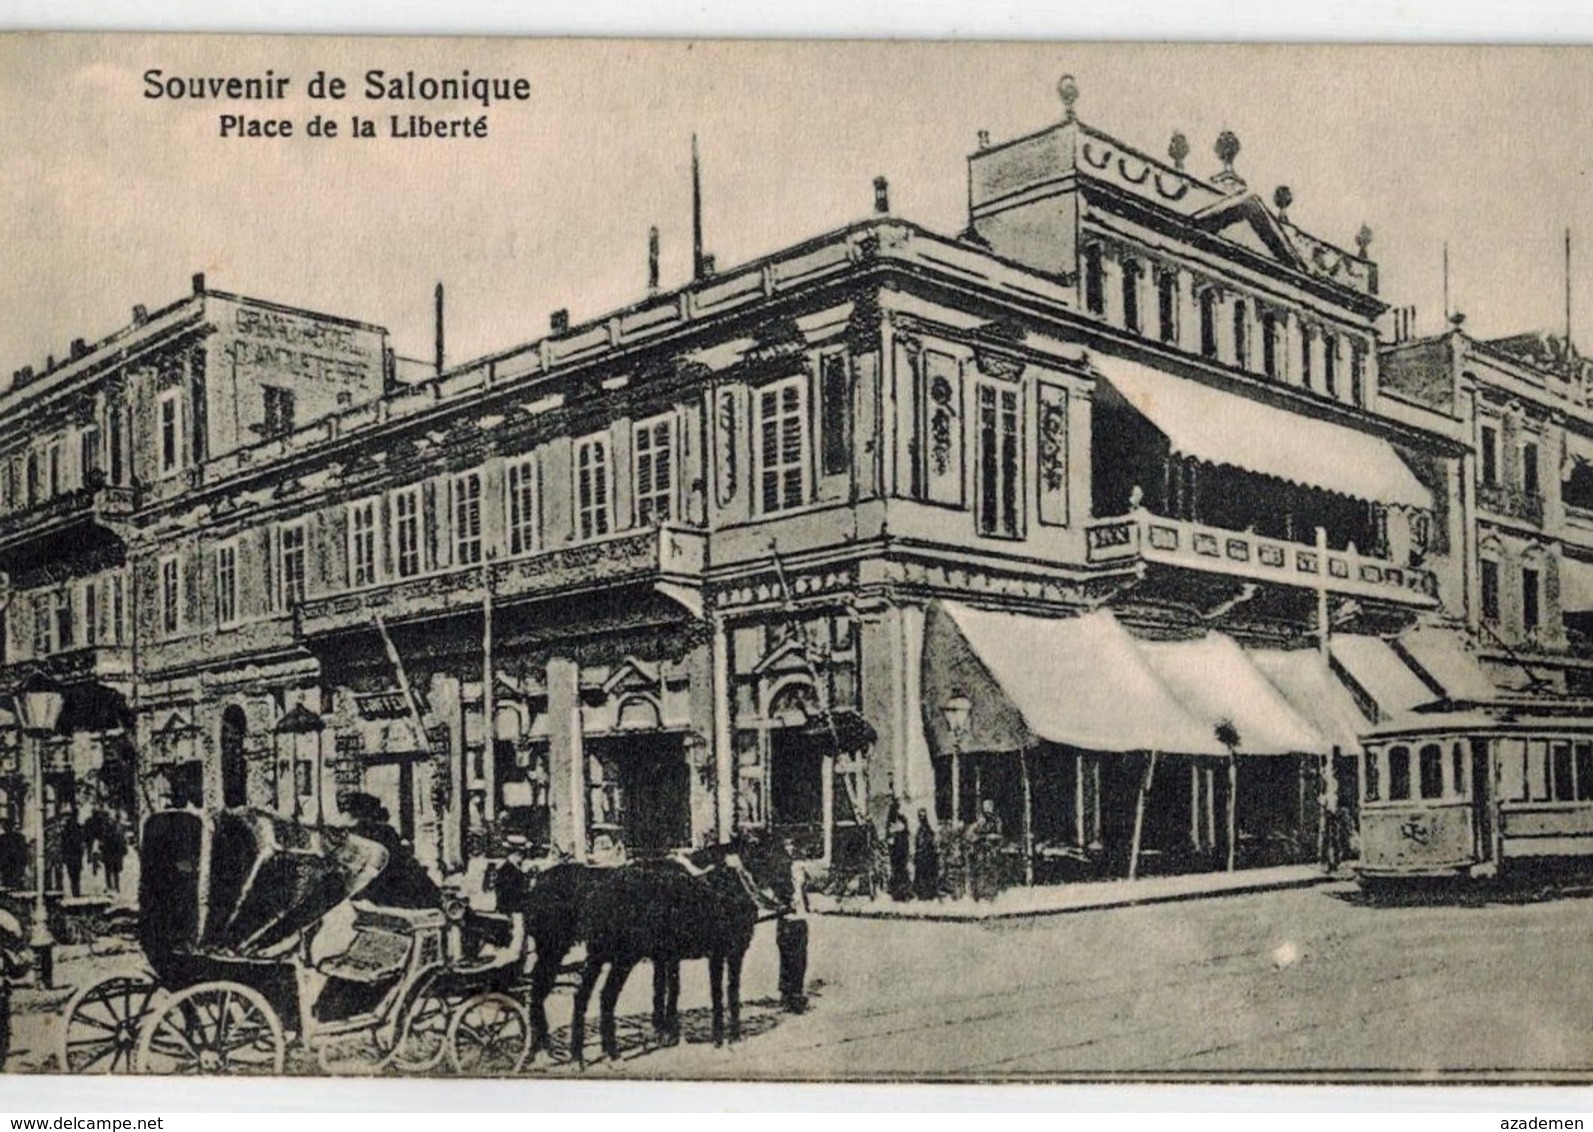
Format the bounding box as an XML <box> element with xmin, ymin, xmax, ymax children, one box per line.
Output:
<box><xmin>921</xmin><ymin>601</ymin><xmax>1333</xmax><ymax>883</ymax></box>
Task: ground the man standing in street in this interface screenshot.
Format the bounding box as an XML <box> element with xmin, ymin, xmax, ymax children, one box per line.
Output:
<box><xmin>772</xmin><ymin>837</ymin><xmax>809</xmax><ymax>1014</ymax></box>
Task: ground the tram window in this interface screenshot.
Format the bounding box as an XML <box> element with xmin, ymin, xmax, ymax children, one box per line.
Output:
<box><xmin>1363</xmin><ymin>752</ymin><xmax>1380</xmax><ymax>801</ymax></box>
<box><xmin>1451</xmin><ymin>743</ymin><xmax>1467</xmax><ymax>798</ymax></box>
<box><xmin>1578</xmin><ymin>743</ymin><xmax>1593</xmax><ymax>802</ymax></box>
<box><xmin>1528</xmin><ymin>741</ymin><xmax>1552</xmax><ymax>801</ymax></box>
<box><xmin>1388</xmin><ymin>746</ymin><xmax>1412</xmax><ymax>801</ymax></box>
<box><xmin>1419</xmin><ymin>744</ymin><xmax>1444</xmax><ymax>800</ymax></box>
<box><xmin>1553</xmin><ymin>743</ymin><xmax>1576</xmax><ymax>802</ymax></box>
<box><xmin>1499</xmin><ymin>739</ymin><xmax>1527</xmax><ymax>802</ymax></box>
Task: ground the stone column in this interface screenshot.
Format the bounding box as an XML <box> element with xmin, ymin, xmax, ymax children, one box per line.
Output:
<box><xmin>546</xmin><ymin>656</ymin><xmax>585</xmax><ymax>856</ymax></box>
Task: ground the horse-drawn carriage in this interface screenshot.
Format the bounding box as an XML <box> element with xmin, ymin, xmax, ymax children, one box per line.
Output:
<box><xmin>59</xmin><ymin>807</ymin><xmax>532</xmax><ymax>1075</ymax></box>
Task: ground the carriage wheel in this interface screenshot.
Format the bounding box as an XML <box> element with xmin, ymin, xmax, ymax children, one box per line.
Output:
<box><xmin>446</xmin><ymin>993</ymin><xmax>528</xmax><ymax>1076</ymax></box>
<box><xmin>59</xmin><ymin>975</ymin><xmax>160</xmax><ymax>1074</ymax></box>
<box><xmin>134</xmin><ymin>981</ymin><xmax>286</xmax><ymax>1075</ymax></box>
<box><xmin>379</xmin><ymin>977</ymin><xmax>452</xmax><ymax>1073</ymax></box>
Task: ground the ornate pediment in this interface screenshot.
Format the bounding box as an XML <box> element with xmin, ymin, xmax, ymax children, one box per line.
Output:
<box><xmin>1192</xmin><ymin>193</ymin><xmax>1307</xmax><ymax>273</ymax></box>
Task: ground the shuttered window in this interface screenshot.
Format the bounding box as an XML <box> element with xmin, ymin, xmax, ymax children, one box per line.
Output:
<box><xmin>576</xmin><ymin>434</ymin><xmax>612</xmax><ymax>540</ymax></box>
<box><xmin>756</xmin><ymin>375</ymin><xmax>809</xmax><ymax>515</ymax></box>
<box><xmin>633</xmin><ymin>416</ymin><xmax>675</xmax><ymax>527</ymax></box>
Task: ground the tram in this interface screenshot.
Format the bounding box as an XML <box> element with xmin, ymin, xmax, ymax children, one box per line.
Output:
<box><xmin>1357</xmin><ymin>709</ymin><xmax>1593</xmax><ymax>882</ymax></box>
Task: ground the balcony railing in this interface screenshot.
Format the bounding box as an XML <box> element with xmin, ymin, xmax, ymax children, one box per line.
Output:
<box><xmin>1086</xmin><ymin>511</ymin><xmax>1438</xmax><ymax>606</ymax></box>
<box><xmin>0</xmin><ymin>479</ymin><xmax>138</xmax><ymax>554</ymax></box>
<box><xmin>1476</xmin><ymin>481</ymin><xmax>1544</xmax><ymax>526</ymax></box>
<box><xmin>298</xmin><ymin>523</ymin><xmax>706</xmax><ymax>637</ymax></box>
<box><xmin>0</xmin><ymin>643</ymin><xmax>133</xmax><ymax>684</ymax></box>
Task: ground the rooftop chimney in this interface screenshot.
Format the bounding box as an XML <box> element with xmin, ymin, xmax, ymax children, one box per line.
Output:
<box><xmin>131</xmin><ymin>304</ymin><xmax>148</xmax><ymax>326</ymax></box>
<box><xmin>551</xmin><ymin>309</ymin><xmax>569</xmax><ymax>334</ymax></box>
<box><xmin>699</xmin><ymin>255</ymin><xmax>716</xmax><ymax>279</ymax></box>
<box><xmin>192</xmin><ymin>272</ymin><xmax>206</xmax><ymax>294</ymax></box>
<box><xmin>873</xmin><ymin>176</ymin><xmax>890</xmax><ymax>215</ymax></box>
<box><xmin>71</xmin><ymin>338</ymin><xmax>87</xmax><ymax>359</ymax></box>
<box><xmin>977</xmin><ymin>130</ymin><xmax>990</xmax><ymax>150</ymax></box>
<box><xmin>648</xmin><ymin>226</ymin><xmax>660</xmax><ymax>294</ymax></box>
<box><xmin>45</xmin><ymin>355</ymin><xmax>55</xmax><ymax>371</ymax></box>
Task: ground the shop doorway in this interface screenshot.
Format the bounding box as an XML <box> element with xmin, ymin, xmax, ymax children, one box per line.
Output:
<box><xmin>770</xmin><ymin>727</ymin><xmax>828</xmax><ymax>859</ymax></box>
<box><xmin>590</xmin><ymin>733</ymin><xmax>690</xmax><ymax>854</ymax></box>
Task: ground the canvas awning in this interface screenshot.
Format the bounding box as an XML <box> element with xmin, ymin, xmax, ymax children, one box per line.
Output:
<box><xmin>1562</xmin><ymin>556</ymin><xmax>1593</xmax><ymax>614</ymax></box>
<box><xmin>1329</xmin><ymin>635</ymin><xmax>1438</xmax><ymax>718</ymax></box>
<box><xmin>1093</xmin><ymin>355</ymin><xmax>1432</xmax><ymax>510</ymax></box>
<box><xmin>1249</xmin><ymin>648</ymin><xmax>1371</xmax><ymax>750</ymax></box>
<box><xmin>921</xmin><ymin>602</ymin><xmax>1228</xmax><ymax>756</ymax></box>
<box><xmin>1395</xmin><ymin>626</ymin><xmax>1498</xmax><ymax>704</ymax></box>
<box><xmin>1136</xmin><ymin>634</ymin><xmax>1333</xmax><ymax>756</ymax></box>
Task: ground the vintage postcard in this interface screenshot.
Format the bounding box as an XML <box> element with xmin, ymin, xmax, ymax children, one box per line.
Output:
<box><xmin>1</xmin><ymin>35</ymin><xmax>1592</xmax><ymax>1088</ymax></box>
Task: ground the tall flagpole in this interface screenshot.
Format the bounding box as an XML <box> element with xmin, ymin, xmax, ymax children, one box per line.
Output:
<box><xmin>691</xmin><ymin>134</ymin><xmax>705</xmax><ymax>281</ymax></box>
<box><xmin>1566</xmin><ymin>228</ymin><xmax>1574</xmax><ymax>349</ymax></box>
<box><xmin>1443</xmin><ymin>242</ymin><xmax>1450</xmax><ymax>323</ymax></box>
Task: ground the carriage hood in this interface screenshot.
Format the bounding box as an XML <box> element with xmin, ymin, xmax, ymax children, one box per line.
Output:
<box><xmin>139</xmin><ymin>808</ymin><xmax>390</xmax><ymax>964</ymax></box>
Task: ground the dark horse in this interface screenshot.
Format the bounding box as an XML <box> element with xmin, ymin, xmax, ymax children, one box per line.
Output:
<box><xmin>517</xmin><ymin>836</ymin><xmax>789</xmax><ymax>1064</ymax></box>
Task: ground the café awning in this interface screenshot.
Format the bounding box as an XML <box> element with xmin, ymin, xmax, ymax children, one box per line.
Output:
<box><xmin>1094</xmin><ymin>355</ymin><xmax>1432</xmax><ymax>510</ymax></box>
<box><xmin>922</xmin><ymin>602</ymin><xmax>1228</xmax><ymax>756</ymax></box>
<box><xmin>1249</xmin><ymin>648</ymin><xmax>1372</xmax><ymax>750</ymax></box>
<box><xmin>1395</xmin><ymin>626</ymin><xmax>1498</xmax><ymax>704</ymax></box>
<box><xmin>1137</xmin><ymin>634</ymin><xmax>1333</xmax><ymax>756</ymax></box>
<box><xmin>1329</xmin><ymin>635</ymin><xmax>1439</xmax><ymax>719</ymax></box>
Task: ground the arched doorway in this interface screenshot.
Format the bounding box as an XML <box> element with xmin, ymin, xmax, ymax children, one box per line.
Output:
<box><xmin>221</xmin><ymin>705</ymin><xmax>248</xmax><ymax>809</ymax></box>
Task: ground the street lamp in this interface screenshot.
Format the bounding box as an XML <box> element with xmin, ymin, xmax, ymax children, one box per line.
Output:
<box><xmin>940</xmin><ymin>695</ymin><xmax>972</xmax><ymax>827</ymax></box>
<box><xmin>15</xmin><ymin>670</ymin><xmax>64</xmax><ymax>988</ymax></box>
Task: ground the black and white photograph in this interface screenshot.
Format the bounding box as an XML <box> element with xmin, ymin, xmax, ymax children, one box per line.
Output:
<box><xmin>2</xmin><ymin>35</ymin><xmax>1593</xmax><ymax>1091</ymax></box>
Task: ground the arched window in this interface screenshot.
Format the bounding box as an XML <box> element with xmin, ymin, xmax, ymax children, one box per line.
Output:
<box><xmin>1121</xmin><ymin>259</ymin><xmax>1142</xmax><ymax>334</ymax></box>
<box><xmin>1262</xmin><ymin>311</ymin><xmax>1280</xmax><ymax>378</ymax></box>
<box><xmin>1232</xmin><ymin>301</ymin><xmax>1249</xmax><ymax>370</ymax></box>
<box><xmin>1323</xmin><ymin>333</ymin><xmax>1339</xmax><ymax>397</ymax></box>
<box><xmin>1083</xmin><ymin>245</ymin><xmax>1105</xmax><ymax>315</ymax></box>
<box><xmin>1363</xmin><ymin>750</ymin><xmax>1381</xmax><ymax>801</ymax></box>
<box><xmin>1451</xmin><ymin>742</ymin><xmax>1467</xmax><ymax>799</ymax></box>
<box><xmin>221</xmin><ymin>704</ymin><xmax>248</xmax><ymax>809</ymax></box>
<box><xmin>1388</xmin><ymin>745</ymin><xmax>1412</xmax><ymax>801</ymax></box>
<box><xmin>1199</xmin><ymin>290</ymin><xmax>1220</xmax><ymax>359</ymax></box>
<box><xmin>1157</xmin><ymin>271</ymin><xmax>1178</xmax><ymax>344</ymax></box>
<box><xmin>1301</xmin><ymin>327</ymin><xmax>1315</xmax><ymax>390</ymax></box>
<box><xmin>1419</xmin><ymin>743</ymin><xmax>1444</xmax><ymax>799</ymax></box>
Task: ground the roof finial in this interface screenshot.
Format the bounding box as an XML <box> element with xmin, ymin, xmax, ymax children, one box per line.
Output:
<box><xmin>1058</xmin><ymin>74</ymin><xmax>1079</xmax><ymax>123</ymax></box>
<box><xmin>1168</xmin><ymin>131</ymin><xmax>1189</xmax><ymax>171</ymax></box>
<box><xmin>1356</xmin><ymin>224</ymin><xmax>1374</xmax><ymax>258</ymax></box>
<box><xmin>1215</xmin><ymin>129</ymin><xmax>1241</xmax><ymax>172</ymax></box>
<box><xmin>1212</xmin><ymin>130</ymin><xmax>1245</xmax><ymax>194</ymax></box>
<box><xmin>1272</xmin><ymin>185</ymin><xmax>1293</xmax><ymax>223</ymax></box>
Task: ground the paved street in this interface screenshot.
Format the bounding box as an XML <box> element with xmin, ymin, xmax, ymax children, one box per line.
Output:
<box><xmin>543</xmin><ymin>882</ymin><xmax>1593</xmax><ymax>1080</ymax></box>
<box><xmin>13</xmin><ymin>881</ymin><xmax>1593</xmax><ymax>1080</ymax></box>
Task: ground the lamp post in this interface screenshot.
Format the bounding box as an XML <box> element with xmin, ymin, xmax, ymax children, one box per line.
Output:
<box><xmin>16</xmin><ymin>671</ymin><xmax>64</xmax><ymax>988</ymax></box>
<box><xmin>940</xmin><ymin>695</ymin><xmax>971</xmax><ymax>827</ymax></box>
